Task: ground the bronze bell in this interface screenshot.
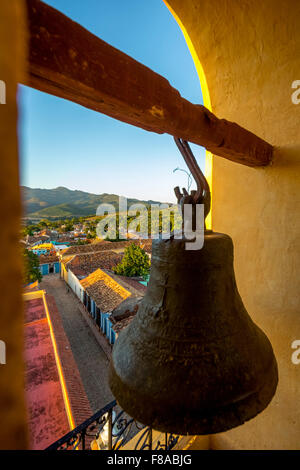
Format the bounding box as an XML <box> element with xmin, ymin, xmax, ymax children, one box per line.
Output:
<box><xmin>109</xmin><ymin>139</ymin><xmax>278</xmax><ymax>435</ymax></box>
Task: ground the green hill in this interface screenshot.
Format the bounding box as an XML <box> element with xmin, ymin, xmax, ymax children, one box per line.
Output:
<box><xmin>21</xmin><ymin>186</ymin><xmax>165</xmax><ymax>218</ymax></box>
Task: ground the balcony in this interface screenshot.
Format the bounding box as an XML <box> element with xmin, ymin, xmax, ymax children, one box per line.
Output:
<box><xmin>46</xmin><ymin>400</ymin><xmax>183</xmax><ymax>451</ymax></box>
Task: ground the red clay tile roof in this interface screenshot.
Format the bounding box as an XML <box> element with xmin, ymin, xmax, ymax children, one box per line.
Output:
<box><xmin>24</xmin><ymin>297</ymin><xmax>46</xmax><ymax>324</ymax></box>
<box><xmin>45</xmin><ymin>294</ymin><xmax>92</xmax><ymax>428</ymax></box>
<box><xmin>60</xmin><ymin>254</ymin><xmax>76</xmax><ymax>266</ymax></box>
<box><xmin>24</xmin><ymin>294</ymin><xmax>92</xmax><ymax>449</ymax></box>
<box><xmin>107</xmin><ymin>271</ymin><xmax>148</xmax><ymax>296</ymax></box>
<box><xmin>57</xmin><ymin>236</ymin><xmax>76</xmax><ymax>243</ymax></box>
<box><xmin>117</xmin><ymin>276</ymin><xmax>148</xmax><ymax>294</ymax></box>
<box><xmin>80</xmin><ymin>269</ymin><xmax>131</xmax><ymax>312</ymax></box>
<box><xmin>87</xmin><ymin>280</ymin><xmax>127</xmax><ymax>312</ymax></box>
<box><xmin>139</xmin><ymin>239</ymin><xmax>152</xmax><ymax>253</ymax></box>
<box><xmin>68</xmin><ymin>251</ymin><xmax>122</xmax><ymax>275</ymax></box>
<box><xmin>62</xmin><ymin>241</ymin><xmax>114</xmax><ymax>256</ymax></box>
<box><xmin>27</xmin><ymin>235</ymin><xmax>50</xmax><ymax>244</ymax></box>
<box><xmin>91</xmin><ymin>239</ymin><xmax>111</xmax><ymax>245</ymax></box>
<box><xmin>24</xmin><ymin>297</ymin><xmax>70</xmax><ymax>449</ymax></box>
<box><xmin>63</xmin><ymin>239</ymin><xmax>152</xmax><ymax>256</ymax></box>
<box><xmin>39</xmin><ymin>253</ymin><xmax>59</xmax><ymax>264</ymax></box>
<box><xmin>69</xmin><ymin>267</ymin><xmax>87</xmax><ymax>278</ymax></box>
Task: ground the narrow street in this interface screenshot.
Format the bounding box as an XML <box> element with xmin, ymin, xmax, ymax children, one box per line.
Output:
<box><xmin>40</xmin><ymin>274</ymin><xmax>114</xmax><ymax>413</ymax></box>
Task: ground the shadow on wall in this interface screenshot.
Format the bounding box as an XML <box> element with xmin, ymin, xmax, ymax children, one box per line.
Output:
<box><xmin>272</xmin><ymin>145</ymin><xmax>300</xmax><ymax>168</ymax></box>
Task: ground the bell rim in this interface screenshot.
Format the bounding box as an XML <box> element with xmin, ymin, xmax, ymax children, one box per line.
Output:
<box><xmin>109</xmin><ymin>355</ymin><xmax>278</xmax><ymax>436</ymax></box>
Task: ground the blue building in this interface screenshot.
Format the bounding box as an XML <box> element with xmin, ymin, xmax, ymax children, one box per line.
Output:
<box><xmin>39</xmin><ymin>254</ymin><xmax>60</xmax><ymax>276</ymax></box>
<box><xmin>80</xmin><ymin>269</ymin><xmax>131</xmax><ymax>346</ymax></box>
<box><xmin>39</xmin><ymin>262</ymin><xmax>60</xmax><ymax>275</ymax></box>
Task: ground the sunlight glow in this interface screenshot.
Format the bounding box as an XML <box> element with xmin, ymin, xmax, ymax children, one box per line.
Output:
<box><xmin>163</xmin><ymin>1</ymin><xmax>213</xmax><ymax>229</ymax></box>
<box><xmin>42</xmin><ymin>291</ymin><xmax>76</xmax><ymax>431</ymax></box>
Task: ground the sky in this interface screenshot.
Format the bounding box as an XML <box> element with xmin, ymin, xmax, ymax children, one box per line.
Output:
<box><xmin>19</xmin><ymin>0</ymin><xmax>204</xmax><ymax>203</ymax></box>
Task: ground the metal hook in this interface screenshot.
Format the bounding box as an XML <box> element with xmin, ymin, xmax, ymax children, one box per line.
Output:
<box><xmin>174</xmin><ymin>137</ymin><xmax>211</xmax><ymax>220</ymax></box>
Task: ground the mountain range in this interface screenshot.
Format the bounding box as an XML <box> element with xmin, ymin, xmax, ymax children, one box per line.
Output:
<box><xmin>21</xmin><ymin>186</ymin><xmax>164</xmax><ymax>218</ymax></box>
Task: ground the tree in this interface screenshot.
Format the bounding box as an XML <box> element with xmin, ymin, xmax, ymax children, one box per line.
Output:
<box><xmin>87</xmin><ymin>231</ymin><xmax>97</xmax><ymax>239</ymax></box>
<box><xmin>23</xmin><ymin>249</ymin><xmax>42</xmax><ymax>284</ymax></box>
<box><xmin>39</xmin><ymin>219</ymin><xmax>50</xmax><ymax>228</ymax></box>
<box><xmin>64</xmin><ymin>221</ymin><xmax>74</xmax><ymax>232</ymax></box>
<box><xmin>114</xmin><ymin>244</ymin><xmax>150</xmax><ymax>278</ymax></box>
<box><xmin>75</xmin><ymin>239</ymin><xmax>89</xmax><ymax>245</ymax></box>
<box><xmin>23</xmin><ymin>224</ymin><xmax>40</xmax><ymax>236</ymax></box>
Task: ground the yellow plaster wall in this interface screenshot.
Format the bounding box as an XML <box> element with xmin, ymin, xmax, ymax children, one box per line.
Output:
<box><xmin>167</xmin><ymin>0</ymin><xmax>300</xmax><ymax>450</ymax></box>
<box><xmin>0</xmin><ymin>0</ymin><xmax>28</xmax><ymax>449</ymax></box>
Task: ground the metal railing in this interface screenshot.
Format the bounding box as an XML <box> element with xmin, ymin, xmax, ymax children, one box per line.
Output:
<box><xmin>46</xmin><ymin>400</ymin><xmax>179</xmax><ymax>451</ymax></box>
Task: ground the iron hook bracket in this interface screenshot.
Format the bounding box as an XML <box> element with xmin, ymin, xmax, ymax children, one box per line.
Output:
<box><xmin>173</xmin><ymin>137</ymin><xmax>211</xmax><ymax>221</ymax></box>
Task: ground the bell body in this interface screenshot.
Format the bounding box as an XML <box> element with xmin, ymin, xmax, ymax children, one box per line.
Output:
<box><xmin>109</xmin><ymin>232</ymin><xmax>278</xmax><ymax>435</ymax></box>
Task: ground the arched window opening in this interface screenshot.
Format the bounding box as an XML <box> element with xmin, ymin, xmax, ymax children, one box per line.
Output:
<box><xmin>20</xmin><ymin>0</ymin><xmax>205</xmax><ymax>220</ymax></box>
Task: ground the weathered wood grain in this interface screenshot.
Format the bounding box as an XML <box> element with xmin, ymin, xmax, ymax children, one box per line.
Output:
<box><xmin>24</xmin><ymin>0</ymin><xmax>273</xmax><ymax>167</ymax></box>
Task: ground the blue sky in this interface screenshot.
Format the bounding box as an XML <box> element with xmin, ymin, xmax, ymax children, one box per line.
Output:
<box><xmin>19</xmin><ymin>0</ymin><xmax>204</xmax><ymax>203</ymax></box>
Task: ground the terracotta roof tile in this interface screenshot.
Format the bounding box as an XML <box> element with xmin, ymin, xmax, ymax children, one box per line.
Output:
<box><xmin>107</xmin><ymin>271</ymin><xmax>148</xmax><ymax>295</ymax></box>
<box><xmin>63</xmin><ymin>239</ymin><xmax>152</xmax><ymax>257</ymax></box>
<box><xmin>139</xmin><ymin>239</ymin><xmax>152</xmax><ymax>253</ymax></box>
<box><xmin>39</xmin><ymin>253</ymin><xmax>59</xmax><ymax>264</ymax></box>
<box><xmin>117</xmin><ymin>276</ymin><xmax>148</xmax><ymax>294</ymax></box>
<box><xmin>68</xmin><ymin>251</ymin><xmax>122</xmax><ymax>275</ymax></box>
<box><xmin>61</xmin><ymin>255</ymin><xmax>76</xmax><ymax>266</ymax></box>
<box><xmin>80</xmin><ymin>269</ymin><xmax>131</xmax><ymax>312</ymax></box>
<box><xmin>62</xmin><ymin>241</ymin><xmax>114</xmax><ymax>256</ymax></box>
<box><xmin>24</xmin><ymin>298</ymin><xmax>70</xmax><ymax>449</ymax></box>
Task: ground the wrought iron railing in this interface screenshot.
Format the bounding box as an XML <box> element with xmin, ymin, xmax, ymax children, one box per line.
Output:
<box><xmin>46</xmin><ymin>400</ymin><xmax>179</xmax><ymax>451</ymax></box>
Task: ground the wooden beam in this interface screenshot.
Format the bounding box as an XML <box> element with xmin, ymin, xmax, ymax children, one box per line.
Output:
<box><xmin>24</xmin><ymin>0</ymin><xmax>273</xmax><ymax>167</ymax></box>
